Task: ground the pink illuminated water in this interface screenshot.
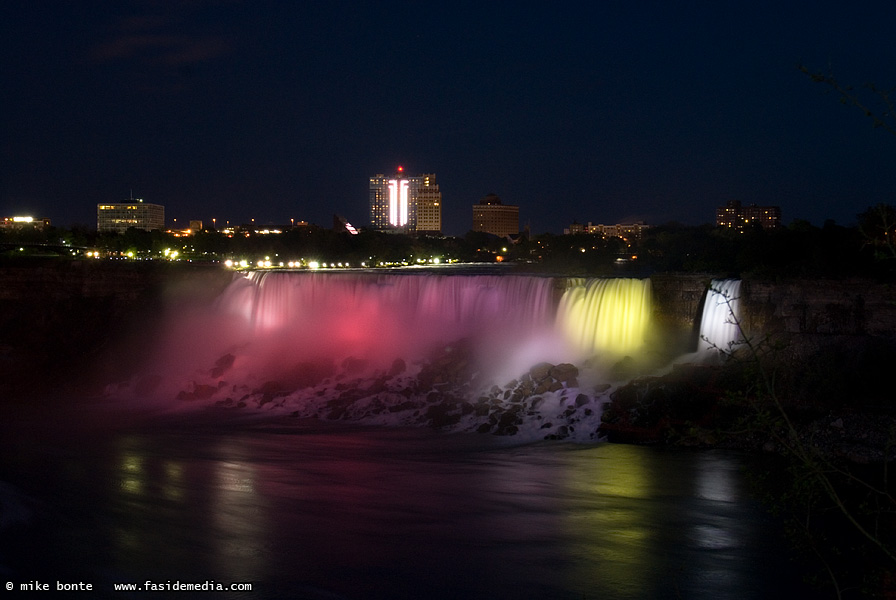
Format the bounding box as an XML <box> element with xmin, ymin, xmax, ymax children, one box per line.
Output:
<box><xmin>215</xmin><ymin>270</ymin><xmax>558</xmax><ymax>365</ymax></box>
<box><xmin>131</xmin><ymin>272</ymin><xmax>571</xmax><ymax>412</ymax></box>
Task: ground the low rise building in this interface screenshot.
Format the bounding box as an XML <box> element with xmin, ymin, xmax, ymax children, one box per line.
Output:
<box><xmin>564</xmin><ymin>221</ymin><xmax>649</xmax><ymax>242</ymax></box>
<box><xmin>97</xmin><ymin>199</ymin><xmax>165</xmax><ymax>233</ymax></box>
<box><xmin>1</xmin><ymin>216</ymin><xmax>51</xmax><ymax>230</ymax></box>
<box><xmin>716</xmin><ymin>200</ymin><xmax>781</xmax><ymax>230</ymax></box>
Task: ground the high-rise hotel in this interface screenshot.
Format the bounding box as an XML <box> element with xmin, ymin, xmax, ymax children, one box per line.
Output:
<box><xmin>369</xmin><ymin>167</ymin><xmax>441</xmax><ymax>234</ymax></box>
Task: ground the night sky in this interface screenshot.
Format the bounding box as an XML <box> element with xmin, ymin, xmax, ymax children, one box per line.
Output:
<box><xmin>2</xmin><ymin>1</ymin><xmax>894</xmax><ymax>235</ymax></box>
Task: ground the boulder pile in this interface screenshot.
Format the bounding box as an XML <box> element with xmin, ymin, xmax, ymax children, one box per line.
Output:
<box><xmin>160</xmin><ymin>339</ymin><xmax>616</xmax><ymax>442</ymax></box>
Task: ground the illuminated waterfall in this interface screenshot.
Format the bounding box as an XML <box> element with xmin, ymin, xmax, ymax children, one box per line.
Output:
<box><xmin>135</xmin><ymin>272</ymin><xmax>673</xmax><ymax>438</ymax></box>
<box><xmin>556</xmin><ymin>278</ymin><xmax>653</xmax><ymax>356</ymax></box>
<box><xmin>214</xmin><ymin>271</ymin><xmax>557</xmax><ymax>364</ymax></box>
<box><xmin>698</xmin><ymin>279</ymin><xmax>742</xmax><ymax>354</ymax></box>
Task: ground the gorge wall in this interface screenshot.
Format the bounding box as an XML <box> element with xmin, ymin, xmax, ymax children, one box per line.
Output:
<box><xmin>650</xmin><ymin>273</ymin><xmax>896</xmax><ymax>340</ymax></box>
<box><xmin>741</xmin><ymin>278</ymin><xmax>896</xmax><ymax>337</ymax></box>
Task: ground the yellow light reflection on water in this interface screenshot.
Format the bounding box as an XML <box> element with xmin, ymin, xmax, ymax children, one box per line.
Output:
<box><xmin>562</xmin><ymin>445</ymin><xmax>654</xmax><ymax>594</ymax></box>
<box><xmin>120</xmin><ymin>453</ymin><xmax>143</xmax><ymax>495</ymax></box>
<box><xmin>163</xmin><ymin>461</ymin><xmax>184</xmax><ymax>501</ymax></box>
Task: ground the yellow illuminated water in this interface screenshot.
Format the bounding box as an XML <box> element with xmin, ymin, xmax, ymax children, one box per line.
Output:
<box><xmin>557</xmin><ymin>278</ymin><xmax>653</xmax><ymax>357</ymax></box>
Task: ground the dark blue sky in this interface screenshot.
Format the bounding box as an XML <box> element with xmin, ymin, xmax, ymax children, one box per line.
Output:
<box><xmin>2</xmin><ymin>1</ymin><xmax>894</xmax><ymax>235</ymax></box>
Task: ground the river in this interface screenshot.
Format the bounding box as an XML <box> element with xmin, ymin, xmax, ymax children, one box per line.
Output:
<box><xmin>0</xmin><ymin>399</ymin><xmax>812</xmax><ymax>599</ymax></box>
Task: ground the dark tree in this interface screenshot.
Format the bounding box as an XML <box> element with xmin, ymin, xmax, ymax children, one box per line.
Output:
<box><xmin>799</xmin><ymin>65</ymin><xmax>896</xmax><ymax>137</ymax></box>
<box><xmin>857</xmin><ymin>203</ymin><xmax>896</xmax><ymax>260</ymax></box>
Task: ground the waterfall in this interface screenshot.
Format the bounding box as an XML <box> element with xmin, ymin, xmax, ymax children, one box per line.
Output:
<box><xmin>107</xmin><ymin>271</ymin><xmax>761</xmax><ymax>441</ymax></box>
<box><xmin>698</xmin><ymin>279</ymin><xmax>742</xmax><ymax>355</ymax></box>
<box><xmin>120</xmin><ymin>272</ymin><xmax>665</xmax><ymax>439</ymax></box>
<box><xmin>214</xmin><ymin>271</ymin><xmax>558</xmax><ymax>364</ymax></box>
<box><xmin>219</xmin><ymin>273</ymin><xmax>662</xmax><ymax>361</ymax></box>
<box><xmin>188</xmin><ymin>273</ymin><xmax>672</xmax><ymax>376</ymax></box>
<box><xmin>217</xmin><ymin>270</ymin><xmax>556</xmax><ymax>332</ymax></box>
<box><xmin>556</xmin><ymin>278</ymin><xmax>653</xmax><ymax>357</ymax></box>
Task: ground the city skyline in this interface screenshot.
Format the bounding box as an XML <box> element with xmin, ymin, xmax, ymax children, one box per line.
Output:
<box><xmin>2</xmin><ymin>1</ymin><xmax>895</xmax><ymax>235</ymax></box>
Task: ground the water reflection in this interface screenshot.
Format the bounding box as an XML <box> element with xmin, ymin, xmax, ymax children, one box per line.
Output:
<box><xmin>0</xmin><ymin>415</ymin><xmax>809</xmax><ymax>599</ymax></box>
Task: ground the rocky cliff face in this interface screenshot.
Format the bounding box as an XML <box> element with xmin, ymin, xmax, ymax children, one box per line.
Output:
<box><xmin>649</xmin><ymin>273</ymin><xmax>712</xmax><ymax>329</ymax></box>
<box><xmin>742</xmin><ymin>278</ymin><xmax>896</xmax><ymax>337</ymax></box>
<box><xmin>649</xmin><ymin>274</ymin><xmax>896</xmax><ymax>344</ymax></box>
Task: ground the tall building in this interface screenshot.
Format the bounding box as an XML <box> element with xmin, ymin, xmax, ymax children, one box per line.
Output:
<box><xmin>716</xmin><ymin>200</ymin><xmax>781</xmax><ymax>231</ymax></box>
<box><xmin>97</xmin><ymin>199</ymin><xmax>165</xmax><ymax>233</ymax></box>
<box><xmin>472</xmin><ymin>193</ymin><xmax>519</xmax><ymax>238</ymax></box>
<box><xmin>369</xmin><ymin>167</ymin><xmax>442</xmax><ymax>234</ymax></box>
